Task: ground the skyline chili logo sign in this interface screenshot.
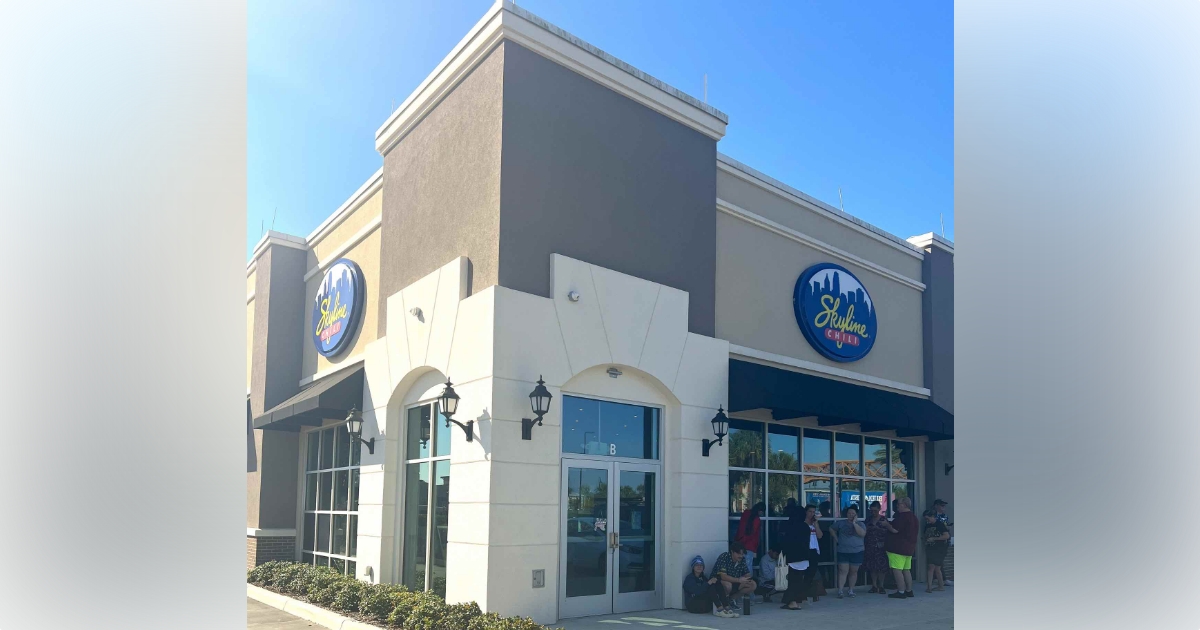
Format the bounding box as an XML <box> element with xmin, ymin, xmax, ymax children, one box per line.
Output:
<box><xmin>793</xmin><ymin>262</ymin><xmax>878</xmax><ymax>362</ymax></box>
<box><xmin>312</xmin><ymin>258</ymin><xmax>365</xmax><ymax>358</ymax></box>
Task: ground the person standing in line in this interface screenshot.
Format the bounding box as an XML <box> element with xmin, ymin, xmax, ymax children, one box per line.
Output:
<box><xmin>734</xmin><ymin>502</ymin><xmax>764</xmax><ymax>573</ymax></box>
<box><xmin>801</xmin><ymin>504</ymin><xmax>826</xmax><ymax>602</ymax></box>
<box><xmin>862</xmin><ymin>500</ymin><xmax>890</xmax><ymax>594</ymax></box>
<box><xmin>683</xmin><ymin>556</ymin><xmax>738</xmax><ymax>618</ymax></box>
<box><xmin>779</xmin><ymin>503</ymin><xmax>819</xmax><ymax>610</ymax></box>
<box><xmin>830</xmin><ymin>504</ymin><xmax>866</xmax><ymax>598</ymax></box>
<box><xmin>884</xmin><ymin>497</ymin><xmax>920</xmax><ymax>599</ymax></box>
<box><xmin>933</xmin><ymin>498</ymin><xmax>953</xmax><ymax>585</ymax></box>
<box><xmin>922</xmin><ymin>510</ymin><xmax>950</xmax><ymax>592</ymax></box>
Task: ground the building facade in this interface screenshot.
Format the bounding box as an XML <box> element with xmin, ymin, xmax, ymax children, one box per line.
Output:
<box><xmin>246</xmin><ymin>2</ymin><xmax>953</xmax><ymax>624</ymax></box>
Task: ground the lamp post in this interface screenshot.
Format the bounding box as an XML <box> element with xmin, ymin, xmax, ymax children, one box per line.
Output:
<box><xmin>345</xmin><ymin>406</ymin><xmax>375</xmax><ymax>455</ymax></box>
<box><xmin>439</xmin><ymin>379</ymin><xmax>473</xmax><ymax>442</ymax></box>
<box><xmin>702</xmin><ymin>406</ymin><xmax>728</xmax><ymax>457</ymax></box>
<box><xmin>522</xmin><ymin>376</ymin><xmax>553</xmax><ymax>440</ymax></box>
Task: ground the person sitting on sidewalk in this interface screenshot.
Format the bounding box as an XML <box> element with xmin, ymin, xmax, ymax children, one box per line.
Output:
<box><xmin>683</xmin><ymin>556</ymin><xmax>738</xmax><ymax>618</ymax></box>
<box><xmin>756</xmin><ymin>546</ymin><xmax>782</xmax><ymax>602</ymax></box>
<box><xmin>712</xmin><ymin>542</ymin><xmax>757</xmax><ymax>608</ymax></box>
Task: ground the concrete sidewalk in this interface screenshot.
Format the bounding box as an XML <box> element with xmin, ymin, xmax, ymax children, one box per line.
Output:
<box><xmin>554</xmin><ymin>588</ymin><xmax>953</xmax><ymax>630</ymax></box>
<box><xmin>245</xmin><ymin>588</ymin><xmax>952</xmax><ymax>630</ymax></box>
<box><xmin>247</xmin><ymin>597</ymin><xmax>323</xmax><ymax>629</ymax></box>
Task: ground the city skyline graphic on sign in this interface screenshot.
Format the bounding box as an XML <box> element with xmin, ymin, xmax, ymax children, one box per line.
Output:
<box><xmin>795</xmin><ymin>263</ymin><xmax>878</xmax><ymax>361</ymax></box>
<box><xmin>312</xmin><ymin>259</ymin><xmax>362</xmax><ymax>356</ymax></box>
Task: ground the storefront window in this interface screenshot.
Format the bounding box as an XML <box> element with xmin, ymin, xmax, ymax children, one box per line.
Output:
<box><xmin>803</xmin><ymin>476</ymin><xmax>832</xmax><ymax>515</ymax></box>
<box><xmin>864</xmin><ymin>438</ymin><xmax>888</xmax><ymax>478</ymax></box>
<box><xmin>767</xmin><ymin>473</ymin><xmax>798</xmax><ymax>517</ymax></box>
<box><xmin>728</xmin><ymin>421</ymin><xmax>919</xmax><ymax>581</ymax></box>
<box><xmin>767</xmin><ymin>424</ymin><xmax>799</xmax><ymax>471</ymax></box>
<box><xmin>401</xmin><ymin>403</ymin><xmax>452</xmax><ymax>596</ymax></box>
<box><xmin>802</xmin><ymin>430</ymin><xmax>831</xmax><ymax>474</ymax></box>
<box><xmin>891</xmin><ymin>440</ymin><xmax>914</xmax><ymax>480</ymax></box>
<box><xmin>301</xmin><ymin>424</ymin><xmax>360</xmax><ymax>576</ymax></box>
<box><xmin>561</xmin><ymin>396</ymin><xmax>659</xmax><ymax>459</ymax></box>
<box><xmin>835</xmin><ymin>434</ymin><xmax>862</xmax><ymax>476</ymax></box>
<box><xmin>727</xmin><ymin>419</ymin><xmax>764</xmax><ymax>469</ymax></box>
<box><xmin>865</xmin><ymin>480</ymin><xmax>889</xmax><ymax>514</ymax></box>
<box><xmin>839</xmin><ymin>478</ymin><xmax>863</xmax><ymax>516</ymax></box>
<box><xmin>728</xmin><ymin>470</ymin><xmax>763</xmax><ymax>516</ymax></box>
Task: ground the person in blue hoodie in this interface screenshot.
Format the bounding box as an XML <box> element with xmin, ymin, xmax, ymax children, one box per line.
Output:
<box><xmin>683</xmin><ymin>556</ymin><xmax>738</xmax><ymax>618</ymax></box>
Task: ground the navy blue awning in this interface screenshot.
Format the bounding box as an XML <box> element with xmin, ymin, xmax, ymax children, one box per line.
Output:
<box><xmin>252</xmin><ymin>366</ymin><xmax>364</xmax><ymax>432</ymax></box>
<box><xmin>729</xmin><ymin>359</ymin><xmax>953</xmax><ymax>440</ymax></box>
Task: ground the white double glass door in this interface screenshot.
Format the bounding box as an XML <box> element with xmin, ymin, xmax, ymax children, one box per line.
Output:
<box><xmin>559</xmin><ymin>458</ymin><xmax>661</xmax><ymax>619</ymax></box>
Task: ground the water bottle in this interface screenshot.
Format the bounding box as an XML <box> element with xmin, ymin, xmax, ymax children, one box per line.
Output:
<box><xmin>743</xmin><ymin>593</ymin><xmax>751</xmax><ymax>616</ymax></box>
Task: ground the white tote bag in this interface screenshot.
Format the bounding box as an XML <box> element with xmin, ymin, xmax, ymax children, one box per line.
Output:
<box><xmin>774</xmin><ymin>553</ymin><xmax>789</xmax><ymax>591</ymax></box>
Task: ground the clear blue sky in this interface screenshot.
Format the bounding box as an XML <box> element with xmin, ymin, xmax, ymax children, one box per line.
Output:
<box><xmin>249</xmin><ymin>0</ymin><xmax>952</xmax><ymax>260</ymax></box>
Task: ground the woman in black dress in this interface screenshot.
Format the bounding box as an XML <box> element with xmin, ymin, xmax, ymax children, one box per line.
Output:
<box><xmin>780</xmin><ymin>503</ymin><xmax>821</xmax><ymax>610</ymax></box>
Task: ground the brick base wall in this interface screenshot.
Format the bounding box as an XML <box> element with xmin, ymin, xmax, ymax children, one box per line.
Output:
<box><xmin>247</xmin><ymin>535</ymin><xmax>296</xmax><ymax>571</ymax></box>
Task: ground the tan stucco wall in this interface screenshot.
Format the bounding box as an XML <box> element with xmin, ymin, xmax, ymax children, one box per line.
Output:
<box><xmin>310</xmin><ymin>188</ymin><xmax>383</xmax><ymax>263</ymax></box>
<box><xmin>301</xmin><ymin>226</ymin><xmax>382</xmax><ymax>379</ymax></box>
<box><xmin>246</xmin><ymin>297</ymin><xmax>255</xmax><ymax>391</ymax></box>
<box><xmin>715</xmin><ymin>211</ymin><xmax>926</xmax><ymax>389</ymax></box>
<box><xmin>717</xmin><ymin>169</ymin><xmax>924</xmax><ymax>282</ymax></box>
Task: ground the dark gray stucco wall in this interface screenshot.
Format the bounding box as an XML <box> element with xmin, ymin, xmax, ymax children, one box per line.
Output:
<box><xmin>497</xmin><ymin>43</ymin><xmax>717</xmax><ymax>336</ymax></box>
<box><xmin>922</xmin><ymin>246</ymin><xmax>954</xmax><ymax>413</ymax></box>
<box><xmin>248</xmin><ymin>243</ymin><xmax>307</xmax><ymax>529</ymax></box>
<box><xmin>250</xmin><ymin>244</ymin><xmax>308</xmax><ymax>416</ymax></box>
<box><xmin>377</xmin><ymin>44</ymin><xmax>505</xmax><ymax>336</ymax></box>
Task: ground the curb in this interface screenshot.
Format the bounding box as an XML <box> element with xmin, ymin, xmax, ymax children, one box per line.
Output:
<box><xmin>247</xmin><ymin>583</ymin><xmax>386</xmax><ymax>630</ymax></box>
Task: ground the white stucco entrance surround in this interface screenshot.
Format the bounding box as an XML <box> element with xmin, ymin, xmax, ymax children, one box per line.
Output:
<box><xmin>346</xmin><ymin>253</ymin><xmax>729</xmax><ymax>624</ymax></box>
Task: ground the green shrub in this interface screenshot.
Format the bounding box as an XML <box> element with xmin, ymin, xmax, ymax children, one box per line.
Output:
<box><xmin>385</xmin><ymin>589</ymin><xmax>435</xmax><ymax>628</ymax></box>
<box><xmin>269</xmin><ymin>562</ymin><xmax>310</xmax><ymax>591</ymax></box>
<box><xmin>467</xmin><ymin>612</ymin><xmax>505</xmax><ymax>630</ymax></box>
<box><xmin>331</xmin><ymin>580</ymin><xmax>366</xmax><ymax>614</ymax></box>
<box><xmin>489</xmin><ymin>617</ymin><xmax>554</xmax><ymax>630</ymax></box>
<box><xmin>285</xmin><ymin>564</ymin><xmax>321</xmax><ymax>598</ymax></box>
<box><xmin>247</xmin><ymin>560</ymin><xmax>286</xmax><ymax>586</ymax></box>
<box><xmin>437</xmin><ymin>601</ymin><xmax>483</xmax><ymax>630</ymax></box>
<box><xmin>359</xmin><ymin>583</ymin><xmax>409</xmax><ymax>623</ymax></box>
<box><xmin>398</xmin><ymin>595</ymin><xmax>451</xmax><ymax>630</ymax></box>
<box><xmin>307</xmin><ymin>570</ymin><xmax>352</xmax><ymax>607</ymax></box>
<box><xmin>249</xmin><ymin>562</ymin><xmax>556</xmax><ymax>630</ymax></box>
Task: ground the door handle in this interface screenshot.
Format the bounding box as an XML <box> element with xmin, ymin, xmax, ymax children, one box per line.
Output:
<box><xmin>610</xmin><ymin>532</ymin><xmax>620</xmax><ymax>550</ymax></box>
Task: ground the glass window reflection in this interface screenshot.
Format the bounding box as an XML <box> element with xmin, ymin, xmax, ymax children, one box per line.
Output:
<box><xmin>561</xmin><ymin>396</ymin><xmax>659</xmax><ymax>459</ymax></box>
<box><xmin>803</xmin><ymin>430</ymin><xmax>831</xmax><ymax>474</ymax></box>
<box><xmin>864</xmin><ymin>438</ymin><xmax>888</xmax><ymax>478</ymax></box>
<box><xmin>891</xmin><ymin>441</ymin><xmax>913</xmax><ymax>480</ymax></box>
<box><xmin>803</xmin><ymin>476</ymin><xmax>831</xmax><ymax>512</ymax></box>
<box><xmin>729</xmin><ymin>470</ymin><xmax>764</xmax><ymax>516</ymax></box>
<box><xmin>728</xmin><ymin>419</ymin><xmax>764</xmax><ymax>469</ymax></box>
<box><xmin>834</xmin><ymin>434</ymin><xmax>862</xmax><ymax>476</ymax></box>
<box><xmin>767</xmin><ymin>424</ymin><xmax>799</xmax><ymax>471</ymax></box>
<box><xmin>767</xmin><ymin>473</ymin><xmax>799</xmax><ymax>517</ymax></box>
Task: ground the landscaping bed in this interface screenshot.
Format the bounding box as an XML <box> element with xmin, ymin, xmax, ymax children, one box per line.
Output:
<box><xmin>248</xmin><ymin>561</ymin><xmax>554</xmax><ymax>630</ymax></box>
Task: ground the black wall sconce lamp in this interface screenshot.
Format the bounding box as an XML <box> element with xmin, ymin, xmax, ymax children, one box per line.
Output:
<box><xmin>439</xmin><ymin>379</ymin><xmax>473</xmax><ymax>442</ymax></box>
<box><xmin>345</xmin><ymin>406</ymin><xmax>375</xmax><ymax>455</ymax></box>
<box><xmin>702</xmin><ymin>406</ymin><xmax>729</xmax><ymax>457</ymax></box>
<box><xmin>944</xmin><ymin>463</ymin><xmax>954</xmax><ymax>475</ymax></box>
<box><xmin>522</xmin><ymin>376</ymin><xmax>553</xmax><ymax>440</ymax></box>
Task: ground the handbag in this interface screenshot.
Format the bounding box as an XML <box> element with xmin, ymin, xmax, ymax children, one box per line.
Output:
<box><xmin>774</xmin><ymin>553</ymin><xmax>789</xmax><ymax>591</ymax></box>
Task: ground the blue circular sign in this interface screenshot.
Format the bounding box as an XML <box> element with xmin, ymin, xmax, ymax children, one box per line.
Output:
<box><xmin>312</xmin><ymin>259</ymin><xmax>366</xmax><ymax>358</ymax></box>
<box><xmin>793</xmin><ymin>263</ymin><xmax>877</xmax><ymax>362</ymax></box>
